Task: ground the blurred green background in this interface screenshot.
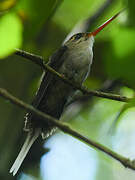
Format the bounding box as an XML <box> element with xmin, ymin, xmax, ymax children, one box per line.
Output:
<box><xmin>0</xmin><ymin>0</ymin><xmax>135</xmax><ymax>180</ymax></box>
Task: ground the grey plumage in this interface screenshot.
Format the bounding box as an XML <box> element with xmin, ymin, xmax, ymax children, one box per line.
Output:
<box><xmin>10</xmin><ymin>10</ymin><xmax>122</xmax><ymax>175</ymax></box>
<box><xmin>10</xmin><ymin>33</ymin><xmax>94</xmax><ymax>175</ymax></box>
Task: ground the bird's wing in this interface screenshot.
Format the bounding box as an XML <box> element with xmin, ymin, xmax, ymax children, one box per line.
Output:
<box><xmin>31</xmin><ymin>45</ymin><xmax>67</xmax><ymax>108</ymax></box>
<box><xmin>24</xmin><ymin>45</ymin><xmax>68</xmax><ymax>130</ymax></box>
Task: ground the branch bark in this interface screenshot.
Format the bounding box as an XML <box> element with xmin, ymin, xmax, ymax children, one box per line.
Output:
<box><xmin>0</xmin><ymin>87</ymin><xmax>135</xmax><ymax>170</ymax></box>
<box><xmin>15</xmin><ymin>49</ymin><xmax>131</xmax><ymax>103</ymax></box>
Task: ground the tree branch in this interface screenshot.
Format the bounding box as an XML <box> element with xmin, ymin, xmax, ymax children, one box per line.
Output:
<box><xmin>15</xmin><ymin>49</ymin><xmax>131</xmax><ymax>103</ymax></box>
<box><xmin>0</xmin><ymin>87</ymin><xmax>135</xmax><ymax>170</ymax></box>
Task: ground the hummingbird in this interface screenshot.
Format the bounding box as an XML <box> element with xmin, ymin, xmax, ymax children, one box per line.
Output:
<box><xmin>10</xmin><ymin>11</ymin><xmax>122</xmax><ymax>175</ymax></box>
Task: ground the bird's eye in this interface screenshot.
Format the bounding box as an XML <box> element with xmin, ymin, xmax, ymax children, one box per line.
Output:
<box><xmin>70</xmin><ymin>33</ymin><xmax>82</xmax><ymax>41</ymax></box>
<box><xmin>74</xmin><ymin>33</ymin><xmax>82</xmax><ymax>40</ymax></box>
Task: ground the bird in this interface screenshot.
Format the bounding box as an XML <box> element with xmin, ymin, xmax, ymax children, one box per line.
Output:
<box><xmin>10</xmin><ymin>11</ymin><xmax>122</xmax><ymax>176</ymax></box>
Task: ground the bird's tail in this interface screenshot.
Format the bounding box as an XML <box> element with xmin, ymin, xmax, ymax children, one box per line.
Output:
<box><xmin>10</xmin><ymin>128</ymin><xmax>41</xmax><ymax>176</ymax></box>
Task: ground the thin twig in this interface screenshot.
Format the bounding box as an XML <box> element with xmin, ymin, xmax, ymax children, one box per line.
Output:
<box><xmin>67</xmin><ymin>79</ymin><xmax>122</xmax><ymax>105</ymax></box>
<box><xmin>0</xmin><ymin>87</ymin><xmax>135</xmax><ymax>170</ymax></box>
<box><xmin>15</xmin><ymin>49</ymin><xmax>131</xmax><ymax>103</ymax></box>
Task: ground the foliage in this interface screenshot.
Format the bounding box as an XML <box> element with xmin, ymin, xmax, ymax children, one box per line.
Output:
<box><xmin>0</xmin><ymin>0</ymin><xmax>135</xmax><ymax>180</ymax></box>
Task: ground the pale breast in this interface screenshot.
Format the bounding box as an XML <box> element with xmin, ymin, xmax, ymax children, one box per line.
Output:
<box><xmin>60</xmin><ymin>44</ymin><xmax>93</xmax><ymax>84</ymax></box>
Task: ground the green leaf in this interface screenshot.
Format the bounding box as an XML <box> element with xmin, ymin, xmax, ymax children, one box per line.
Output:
<box><xmin>0</xmin><ymin>13</ymin><xmax>22</xmax><ymax>59</ymax></box>
<box><xmin>128</xmin><ymin>0</ymin><xmax>135</xmax><ymax>26</ymax></box>
<box><xmin>0</xmin><ymin>0</ymin><xmax>17</xmax><ymax>11</ymax></box>
<box><xmin>109</xmin><ymin>87</ymin><xmax>135</xmax><ymax>133</ymax></box>
<box><xmin>111</xmin><ymin>26</ymin><xmax>135</xmax><ymax>58</ymax></box>
<box><xmin>53</xmin><ymin>0</ymin><xmax>104</xmax><ymax>31</ymax></box>
<box><xmin>16</xmin><ymin>0</ymin><xmax>62</xmax><ymax>39</ymax></box>
<box><xmin>103</xmin><ymin>22</ymin><xmax>135</xmax><ymax>85</ymax></box>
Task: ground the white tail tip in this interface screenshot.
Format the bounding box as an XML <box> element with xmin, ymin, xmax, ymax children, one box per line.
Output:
<box><xmin>10</xmin><ymin>129</ymin><xmax>40</xmax><ymax>176</ymax></box>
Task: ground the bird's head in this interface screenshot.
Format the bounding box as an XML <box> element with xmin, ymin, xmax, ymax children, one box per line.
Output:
<box><xmin>65</xmin><ymin>32</ymin><xmax>94</xmax><ymax>49</ymax></box>
<box><xmin>65</xmin><ymin>10</ymin><xmax>123</xmax><ymax>49</ymax></box>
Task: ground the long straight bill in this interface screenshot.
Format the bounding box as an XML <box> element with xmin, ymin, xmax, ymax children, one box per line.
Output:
<box><xmin>89</xmin><ymin>10</ymin><xmax>124</xmax><ymax>37</ymax></box>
